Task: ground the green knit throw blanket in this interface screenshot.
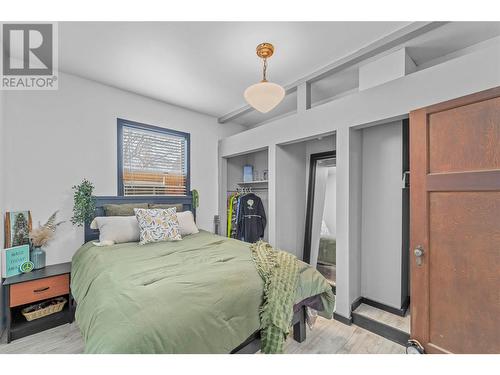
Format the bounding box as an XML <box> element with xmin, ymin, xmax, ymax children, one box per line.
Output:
<box><xmin>250</xmin><ymin>241</ymin><xmax>300</xmax><ymax>354</ymax></box>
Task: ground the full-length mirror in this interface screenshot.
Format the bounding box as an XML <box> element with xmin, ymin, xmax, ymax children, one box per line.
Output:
<box><xmin>303</xmin><ymin>151</ymin><xmax>337</xmax><ymax>291</ymax></box>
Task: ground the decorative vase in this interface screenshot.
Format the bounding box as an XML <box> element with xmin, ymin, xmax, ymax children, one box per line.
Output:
<box><xmin>30</xmin><ymin>246</ymin><xmax>46</xmax><ymax>270</ymax></box>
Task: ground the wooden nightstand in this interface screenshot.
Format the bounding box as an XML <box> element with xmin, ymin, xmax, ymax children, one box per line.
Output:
<box><xmin>2</xmin><ymin>262</ymin><xmax>75</xmax><ymax>343</ymax></box>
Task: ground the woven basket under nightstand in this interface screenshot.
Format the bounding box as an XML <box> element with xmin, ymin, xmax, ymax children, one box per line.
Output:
<box><xmin>21</xmin><ymin>297</ymin><xmax>67</xmax><ymax>322</ymax></box>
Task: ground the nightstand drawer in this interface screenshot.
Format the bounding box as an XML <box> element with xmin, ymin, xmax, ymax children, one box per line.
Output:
<box><xmin>10</xmin><ymin>274</ymin><xmax>70</xmax><ymax>307</ymax></box>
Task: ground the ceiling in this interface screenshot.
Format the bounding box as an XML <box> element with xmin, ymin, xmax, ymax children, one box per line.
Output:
<box><xmin>6</xmin><ymin>22</ymin><xmax>500</xmax><ymax>127</ymax></box>
<box><xmin>53</xmin><ymin>22</ymin><xmax>409</xmax><ymax>119</ymax></box>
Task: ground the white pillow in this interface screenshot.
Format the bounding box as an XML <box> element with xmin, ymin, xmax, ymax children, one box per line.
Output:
<box><xmin>177</xmin><ymin>211</ymin><xmax>199</xmax><ymax>236</ymax></box>
<box><xmin>90</xmin><ymin>216</ymin><xmax>140</xmax><ymax>245</ymax></box>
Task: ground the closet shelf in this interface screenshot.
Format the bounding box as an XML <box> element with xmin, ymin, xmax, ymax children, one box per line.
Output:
<box><xmin>237</xmin><ymin>180</ymin><xmax>268</xmax><ymax>185</ymax></box>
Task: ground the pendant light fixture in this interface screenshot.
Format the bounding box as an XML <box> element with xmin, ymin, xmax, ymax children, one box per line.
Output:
<box><xmin>244</xmin><ymin>42</ymin><xmax>285</xmax><ymax>113</ymax></box>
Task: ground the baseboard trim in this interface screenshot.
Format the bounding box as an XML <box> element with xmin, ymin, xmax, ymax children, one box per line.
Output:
<box><xmin>355</xmin><ymin>297</ymin><xmax>409</xmax><ymax>317</ymax></box>
<box><xmin>333</xmin><ymin>312</ymin><xmax>352</xmax><ymax>326</ymax></box>
<box><xmin>350</xmin><ymin>297</ymin><xmax>363</xmax><ymax>312</ymax></box>
<box><xmin>351</xmin><ymin>312</ymin><xmax>409</xmax><ymax>346</ymax></box>
<box><xmin>400</xmin><ymin>296</ymin><xmax>410</xmax><ymax>316</ymax></box>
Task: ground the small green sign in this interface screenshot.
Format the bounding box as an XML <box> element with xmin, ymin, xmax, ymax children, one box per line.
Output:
<box><xmin>5</xmin><ymin>245</ymin><xmax>30</xmax><ymax>277</ymax></box>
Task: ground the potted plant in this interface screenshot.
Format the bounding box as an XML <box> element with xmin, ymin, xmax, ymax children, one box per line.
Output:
<box><xmin>29</xmin><ymin>211</ymin><xmax>63</xmax><ymax>269</ymax></box>
<box><xmin>71</xmin><ymin>179</ymin><xmax>95</xmax><ymax>227</ymax></box>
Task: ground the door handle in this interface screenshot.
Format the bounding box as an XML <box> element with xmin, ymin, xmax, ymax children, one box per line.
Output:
<box><xmin>414</xmin><ymin>245</ymin><xmax>424</xmax><ymax>267</ymax></box>
<box><xmin>33</xmin><ymin>286</ymin><xmax>50</xmax><ymax>293</ymax></box>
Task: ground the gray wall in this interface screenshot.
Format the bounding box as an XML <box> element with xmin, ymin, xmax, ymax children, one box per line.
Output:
<box><xmin>360</xmin><ymin>121</ymin><xmax>403</xmax><ymax>309</ymax></box>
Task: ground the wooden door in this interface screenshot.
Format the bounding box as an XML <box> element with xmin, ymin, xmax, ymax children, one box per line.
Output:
<box><xmin>410</xmin><ymin>87</ymin><xmax>500</xmax><ymax>354</ymax></box>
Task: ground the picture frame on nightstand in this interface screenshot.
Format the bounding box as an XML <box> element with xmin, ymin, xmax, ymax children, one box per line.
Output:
<box><xmin>4</xmin><ymin>211</ymin><xmax>32</xmax><ymax>249</ymax></box>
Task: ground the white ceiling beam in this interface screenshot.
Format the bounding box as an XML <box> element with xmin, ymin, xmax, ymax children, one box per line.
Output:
<box><xmin>218</xmin><ymin>21</ymin><xmax>448</xmax><ymax>124</ymax></box>
<box><xmin>297</xmin><ymin>82</ymin><xmax>311</xmax><ymax>113</ymax></box>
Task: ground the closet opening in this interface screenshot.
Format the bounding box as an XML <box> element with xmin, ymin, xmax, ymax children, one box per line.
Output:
<box><xmin>274</xmin><ymin>134</ymin><xmax>335</xmax><ymax>260</ymax></box>
<box><xmin>350</xmin><ymin>119</ymin><xmax>411</xmax><ymax>345</ymax></box>
<box><xmin>225</xmin><ymin>148</ymin><xmax>269</xmax><ymax>243</ymax></box>
<box><xmin>303</xmin><ymin>151</ymin><xmax>337</xmax><ymax>292</ymax></box>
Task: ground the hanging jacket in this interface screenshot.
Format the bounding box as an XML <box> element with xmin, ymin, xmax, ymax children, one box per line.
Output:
<box><xmin>231</xmin><ymin>195</ymin><xmax>241</xmax><ymax>239</ymax></box>
<box><xmin>227</xmin><ymin>194</ymin><xmax>235</xmax><ymax>237</ymax></box>
<box><xmin>230</xmin><ymin>195</ymin><xmax>239</xmax><ymax>239</ymax></box>
<box><xmin>237</xmin><ymin>193</ymin><xmax>267</xmax><ymax>243</ymax></box>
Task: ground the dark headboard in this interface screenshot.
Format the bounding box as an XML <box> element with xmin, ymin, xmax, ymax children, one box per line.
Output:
<box><xmin>84</xmin><ymin>195</ymin><xmax>196</xmax><ymax>243</ymax></box>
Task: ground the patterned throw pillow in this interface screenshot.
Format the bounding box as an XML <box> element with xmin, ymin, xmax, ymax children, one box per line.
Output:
<box><xmin>134</xmin><ymin>208</ymin><xmax>182</xmax><ymax>245</ymax></box>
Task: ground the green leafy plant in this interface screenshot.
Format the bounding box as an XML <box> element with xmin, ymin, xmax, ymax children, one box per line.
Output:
<box><xmin>71</xmin><ymin>179</ymin><xmax>95</xmax><ymax>227</ymax></box>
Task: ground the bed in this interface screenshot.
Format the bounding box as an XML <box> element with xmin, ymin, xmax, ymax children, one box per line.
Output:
<box><xmin>71</xmin><ymin>195</ymin><xmax>335</xmax><ymax>354</ymax></box>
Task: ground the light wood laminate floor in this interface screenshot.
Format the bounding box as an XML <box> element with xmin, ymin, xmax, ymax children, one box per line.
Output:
<box><xmin>0</xmin><ymin>317</ymin><xmax>405</xmax><ymax>354</ymax></box>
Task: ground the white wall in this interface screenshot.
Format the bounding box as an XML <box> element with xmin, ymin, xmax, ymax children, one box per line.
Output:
<box><xmin>275</xmin><ymin>142</ymin><xmax>306</xmax><ymax>258</ymax></box>
<box><xmin>361</xmin><ymin>121</ymin><xmax>403</xmax><ymax>309</ymax></box>
<box><xmin>0</xmin><ymin>90</ymin><xmax>5</xmax><ymax>332</ymax></box>
<box><xmin>219</xmin><ymin>42</ymin><xmax>500</xmax><ymax>319</ymax></box>
<box><xmin>347</xmin><ymin>128</ymin><xmax>363</xmax><ymax>313</ymax></box>
<box><xmin>1</xmin><ymin>72</ymin><xmax>245</xmax><ymax>266</ymax></box>
<box><xmin>305</xmin><ymin>136</ymin><xmax>336</xmax><ymax>166</ymax></box>
<box><xmin>226</xmin><ymin>152</ymin><xmax>264</xmax><ymax>192</ymax></box>
<box><xmin>323</xmin><ymin>168</ymin><xmax>336</xmax><ymax>236</ymax></box>
<box><xmin>359</xmin><ymin>48</ymin><xmax>416</xmax><ymax>91</ymax></box>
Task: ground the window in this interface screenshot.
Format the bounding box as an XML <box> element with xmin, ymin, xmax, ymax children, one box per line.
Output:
<box><xmin>117</xmin><ymin>119</ymin><xmax>190</xmax><ymax>196</ymax></box>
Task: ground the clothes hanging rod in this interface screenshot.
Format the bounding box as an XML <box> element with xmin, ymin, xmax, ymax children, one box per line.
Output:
<box><xmin>227</xmin><ymin>188</ymin><xmax>268</xmax><ymax>193</ymax></box>
<box><xmin>236</xmin><ymin>180</ymin><xmax>268</xmax><ymax>185</ymax></box>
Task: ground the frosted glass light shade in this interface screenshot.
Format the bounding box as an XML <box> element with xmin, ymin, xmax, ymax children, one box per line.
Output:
<box><xmin>244</xmin><ymin>81</ymin><xmax>285</xmax><ymax>113</ymax></box>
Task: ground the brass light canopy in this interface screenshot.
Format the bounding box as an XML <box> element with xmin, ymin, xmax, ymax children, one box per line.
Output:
<box><xmin>244</xmin><ymin>42</ymin><xmax>285</xmax><ymax>113</ymax></box>
<box><xmin>256</xmin><ymin>42</ymin><xmax>274</xmax><ymax>59</ymax></box>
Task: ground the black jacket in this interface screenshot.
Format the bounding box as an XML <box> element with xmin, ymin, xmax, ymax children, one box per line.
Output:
<box><xmin>237</xmin><ymin>193</ymin><xmax>267</xmax><ymax>243</ymax></box>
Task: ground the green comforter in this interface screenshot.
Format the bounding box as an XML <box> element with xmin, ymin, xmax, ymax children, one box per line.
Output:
<box><xmin>71</xmin><ymin>230</ymin><xmax>335</xmax><ymax>353</ymax></box>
